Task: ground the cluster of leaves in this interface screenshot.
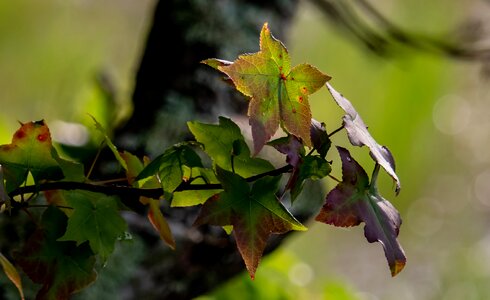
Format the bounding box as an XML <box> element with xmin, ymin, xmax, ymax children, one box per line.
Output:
<box><xmin>0</xmin><ymin>23</ymin><xmax>405</xmax><ymax>299</ymax></box>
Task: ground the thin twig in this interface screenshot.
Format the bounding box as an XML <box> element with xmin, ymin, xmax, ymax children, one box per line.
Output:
<box><xmin>328</xmin><ymin>124</ymin><xmax>344</xmax><ymax>138</ymax></box>
<box><xmin>328</xmin><ymin>174</ymin><xmax>341</xmax><ymax>183</ymax></box>
<box><xmin>8</xmin><ymin>165</ymin><xmax>294</xmax><ymax>201</ymax></box>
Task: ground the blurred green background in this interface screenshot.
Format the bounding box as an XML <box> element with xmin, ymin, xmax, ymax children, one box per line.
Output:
<box><xmin>1</xmin><ymin>1</ymin><xmax>489</xmax><ymax>299</ymax></box>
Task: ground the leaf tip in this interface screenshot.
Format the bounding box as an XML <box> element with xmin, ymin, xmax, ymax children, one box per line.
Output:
<box><xmin>391</xmin><ymin>259</ymin><xmax>406</xmax><ymax>277</ymax></box>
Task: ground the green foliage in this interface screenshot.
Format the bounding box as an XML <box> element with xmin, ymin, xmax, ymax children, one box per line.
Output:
<box><xmin>58</xmin><ymin>191</ymin><xmax>127</xmax><ymax>261</ymax></box>
<box><xmin>188</xmin><ymin>117</ymin><xmax>273</xmax><ymax>177</ymax></box>
<box><xmin>0</xmin><ymin>22</ymin><xmax>406</xmax><ymax>298</ymax></box>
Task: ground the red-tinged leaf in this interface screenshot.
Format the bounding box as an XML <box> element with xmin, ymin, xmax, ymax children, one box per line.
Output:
<box><xmin>0</xmin><ymin>120</ymin><xmax>64</xmax><ymax>192</ymax></box>
<box><xmin>16</xmin><ymin>206</ymin><xmax>96</xmax><ymax>300</ymax></box>
<box><xmin>148</xmin><ymin>199</ymin><xmax>175</xmax><ymax>249</ymax></box>
<box><xmin>0</xmin><ymin>252</ymin><xmax>24</xmax><ymax>300</ymax></box>
<box><xmin>194</xmin><ymin>167</ymin><xmax>306</xmax><ymax>278</ymax></box>
<box><xmin>315</xmin><ymin>147</ymin><xmax>406</xmax><ymax>276</ymax></box>
<box><xmin>206</xmin><ymin>23</ymin><xmax>330</xmax><ymax>153</ymax></box>
<box><xmin>326</xmin><ymin>83</ymin><xmax>400</xmax><ymax>194</ymax></box>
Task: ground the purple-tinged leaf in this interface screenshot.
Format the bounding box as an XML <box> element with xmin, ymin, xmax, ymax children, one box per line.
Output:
<box><xmin>310</xmin><ymin>119</ymin><xmax>331</xmax><ymax>158</ymax></box>
<box><xmin>268</xmin><ymin>135</ymin><xmax>304</xmax><ymax>168</ymax></box>
<box><xmin>326</xmin><ymin>83</ymin><xmax>400</xmax><ymax>194</ymax></box>
<box><xmin>315</xmin><ymin>147</ymin><xmax>406</xmax><ymax>276</ymax></box>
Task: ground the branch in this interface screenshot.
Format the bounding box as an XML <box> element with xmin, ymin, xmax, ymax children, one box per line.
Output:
<box><xmin>7</xmin><ymin>165</ymin><xmax>293</xmax><ymax>200</ymax></box>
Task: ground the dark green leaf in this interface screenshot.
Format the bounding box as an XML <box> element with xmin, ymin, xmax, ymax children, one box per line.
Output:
<box><xmin>290</xmin><ymin>155</ymin><xmax>331</xmax><ymax>201</ymax></box>
<box><xmin>136</xmin><ymin>144</ymin><xmax>203</xmax><ymax>199</ymax></box>
<box><xmin>58</xmin><ymin>191</ymin><xmax>127</xmax><ymax>261</ymax></box>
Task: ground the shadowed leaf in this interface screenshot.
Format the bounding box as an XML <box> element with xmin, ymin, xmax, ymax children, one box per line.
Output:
<box><xmin>315</xmin><ymin>147</ymin><xmax>406</xmax><ymax>276</ymax></box>
<box><xmin>0</xmin><ymin>252</ymin><xmax>24</xmax><ymax>300</ymax></box>
<box><xmin>58</xmin><ymin>191</ymin><xmax>127</xmax><ymax>261</ymax></box>
<box><xmin>16</xmin><ymin>206</ymin><xmax>96</xmax><ymax>300</ymax></box>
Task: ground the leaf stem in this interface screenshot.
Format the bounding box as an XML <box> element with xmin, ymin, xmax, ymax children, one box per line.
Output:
<box><xmin>328</xmin><ymin>174</ymin><xmax>341</xmax><ymax>183</ymax></box>
<box><xmin>328</xmin><ymin>124</ymin><xmax>345</xmax><ymax>138</ymax></box>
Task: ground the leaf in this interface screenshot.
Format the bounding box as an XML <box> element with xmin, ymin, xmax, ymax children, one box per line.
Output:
<box><xmin>315</xmin><ymin>147</ymin><xmax>406</xmax><ymax>276</ymax></box>
<box><xmin>148</xmin><ymin>199</ymin><xmax>176</xmax><ymax>249</ymax></box>
<box><xmin>120</xmin><ymin>151</ymin><xmax>176</xmax><ymax>249</ymax></box>
<box><xmin>290</xmin><ymin>155</ymin><xmax>331</xmax><ymax>201</ymax></box>
<box><xmin>201</xmin><ymin>58</ymin><xmax>233</xmax><ymax>70</ymax></box>
<box><xmin>269</xmin><ymin>136</ymin><xmax>330</xmax><ymax>202</ymax></box>
<box><xmin>0</xmin><ymin>252</ymin><xmax>24</xmax><ymax>300</ymax></box>
<box><xmin>194</xmin><ymin>167</ymin><xmax>306</xmax><ymax>278</ymax></box>
<box><xmin>136</xmin><ymin>144</ymin><xmax>203</xmax><ymax>199</ymax></box>
<box><xmin>90</xmin><ymin>115</ymin><xmax>128</xmax><ymax>171</ymax></box>
<box><xmin>268</xmin><ymin>135</ymin><xmax>304</xmax><ymax>168</ymax></box>
<box><xmin>310</xmin><ymin>119</ymin><xmax>331</xmax><ymax>158</ymax></box>
<box><xmin>0</xmin><ymin>120</ymin><xmax>64</xmax><ymax>192</ymax></box>
<box><xmin>16</xmin><ymin>206</ymin><xmax>96</xmax><ymax>300</ymax></box>
<box><xmin>326</xmin><ymin>83</ymin><xmax>400</xmax><ymax>193</ymax></box>
<box><xmin>171</xmin><ymin>167</ymin><xmax>221</xmax><ymax>207</ymax></box>
<box><xmin>0</xmin><ymin>166</ymin><xmax>12</xmax><ymax>213</ymax></box>
<box><xmin>206</xmin><ymin>23</ymin><xmax>330</xmax><ymax>153</ymax></box>
<box><xmin>188</xmin><ymin>117</ymin><xmax>274</xmax><ymax>177</ymax></box>
<box><xmin>58</xmin><ymin>191</ymin><xmax>127</xmax><ymax>261</ymax></box>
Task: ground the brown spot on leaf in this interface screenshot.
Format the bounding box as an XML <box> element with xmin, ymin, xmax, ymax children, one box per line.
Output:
<box><xmin>280</xmin><ymin>73</ymin><xmax>287</xmax><ymax>80</ymax></box>
<box><xmin>292</xmin><ymin>108</ymin><xmax>296</xmax><ymax>113</ymax></box>
<box><xmin>14</xmin><ymin>130</ymin><xmax>26</xmax><ymax>140</ymax></box>
<box><xmin>301</xmin><ymin>87</ymin><xmax>308</xmax><ymax>94</ymax></box>
<box><xmin>298</xmin><ymin>96</ymin><xmax>303</xmax><ymax>103</ymax></box>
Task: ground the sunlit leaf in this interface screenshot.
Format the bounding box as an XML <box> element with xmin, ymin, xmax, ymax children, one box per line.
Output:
<box><xmin>188</xmin><ymin>117</ymin><xmax>273</xmax><ymax>177</ymax></box>
<box><xmin>0</xmin><ymin>252</ymin><xmax>24</xmax><ymax>300</ymax></box>
<box><xmin>194</xmin><ymin>167</ymin><xmax>306</xmax><ymax>278</ymax></box>
<box><xmin>315</xmin><ymin>147</ymin><xmax>406</xmax><ymax>276</ymax></box>
<box><xmin>58</xmin><ymin>191</ymin><xmax>127</xmax><ymax>261</ymax></box>
<box><xmin>326</xmin><ymin>83</ymin><xmax>400</xmax><ymax>193</ymax></box>
<box><xmin>136</xmin><ymin>144</ymin><xmax>203</xmax><ymax>200</ymax></box>
<box><xmin>205</xmin><ymin>23</ymin><xmax>330</xmax><ymax>153</ymax></box>
<box><xmin>0</xmin><ymin>120</ymin><xmax>63</xmax><ymax>192</ymax></box>
<box><xmin>89</xmin><ymin>115</ymin><xmax>128</xmax><ymax>171</ymax></box>
<box><xmin>16</xmin><ymin>206</ymin><xmax>96</xmax><ymax>300</ymax></box>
